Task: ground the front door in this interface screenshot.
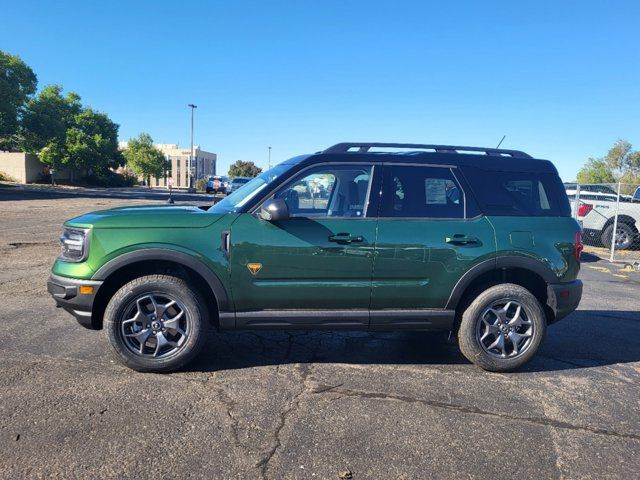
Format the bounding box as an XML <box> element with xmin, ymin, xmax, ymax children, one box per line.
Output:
<box><xmin>371</xmin><ymin>164</ymin><xmax>496</xmax><ymax>327</ymax></box>
<box><xmin>229</xmin><ymin>163</ymin><xmax>379</xmax><ymax>327</ymax></box>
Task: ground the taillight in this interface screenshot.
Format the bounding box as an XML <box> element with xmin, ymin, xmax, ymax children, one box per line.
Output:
<box><xmin>578</xmin><ymin>203</ymin><xmax>593</xmax><ymax>217</ymax></box>
<box><xmin>574</xmin><ymin>231</ymin><xmax>583</xmax><ymax>262</ymax></box>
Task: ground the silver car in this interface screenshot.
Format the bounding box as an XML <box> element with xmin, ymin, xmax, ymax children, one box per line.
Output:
<box><xmin>228</xmin><ymin>177</ymin><xmax>252</xmax><ymax>193</ymax></box>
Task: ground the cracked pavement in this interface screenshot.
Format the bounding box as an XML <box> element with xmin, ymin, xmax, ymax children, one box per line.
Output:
<box><xmin>1</xmin><ymin>188</ymin><xmax>639</xmax><ymax>479</ymax></box>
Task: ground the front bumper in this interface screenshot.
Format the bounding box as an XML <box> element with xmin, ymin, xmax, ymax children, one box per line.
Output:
<box><xmin>547</xmin><ymin>279</ymin><xmax>583</xmax><ymax>323</ymax></box>
<box><xmin>47</xmin><ymin>274</ymin><xmax>103</xmax><ymax>329</ymax></box>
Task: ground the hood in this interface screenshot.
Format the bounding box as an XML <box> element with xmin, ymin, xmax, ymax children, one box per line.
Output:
<box><xmin>64</xmin><ymin>204</ymin><xmax>225</xmax><ymax>229</ymax></box>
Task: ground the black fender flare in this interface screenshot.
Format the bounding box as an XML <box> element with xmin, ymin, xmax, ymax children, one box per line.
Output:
<box><xmin>92</xmin><ymin>248</ymin><xmax>230</xmax><ymax>313</ymax></box>
<box><xmin>445</xmin><ymin>256</ymin><xmax>558</xmax><ymax>310</ymax></box>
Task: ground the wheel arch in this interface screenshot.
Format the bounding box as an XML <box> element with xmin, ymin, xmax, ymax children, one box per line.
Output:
<box><xmin>447</xmin><ymin>257</ymin><xmax>557</xmax><ymax>327</ymax></box>
<box><xmin>602</xmin><ymin>214</ymin><xmax>637</xmax><ymax>231</ymax></box>
<box><xmin>91</xmin><ymin>249</ymin><xmax>230</xmax><ymax>330</ymax></box>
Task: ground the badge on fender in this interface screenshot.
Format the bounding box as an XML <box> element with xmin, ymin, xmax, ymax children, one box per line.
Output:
<box><xmin>247</xmin><ymin>263</ymin><xmax>262</xmax><ymax>275</ymax></box>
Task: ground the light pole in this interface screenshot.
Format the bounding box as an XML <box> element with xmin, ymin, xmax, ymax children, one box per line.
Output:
<box><xmin>188</xmin><ymin>103</ymin><xmax>197</xmax><ymax>192</ymax></box>
<box><xmin>268</xmin><ymin>146</ymin><xmax>272</xmax><ymax>170</ymax></box>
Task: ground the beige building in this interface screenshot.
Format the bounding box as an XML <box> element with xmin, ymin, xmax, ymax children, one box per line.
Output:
<box><xmin>153</xmin><ymin>144</ymin><xmax>217</xmax><ymax>188</ymax></box>
<box><xmin>119</xmin><ymin>142</ymin><xmax>217</xmax><ymax>188</ymax></box>
<box><xmin>0</xmin><ymin>152</ymin><xmax>71</xmax><ymax>183</ymax></box>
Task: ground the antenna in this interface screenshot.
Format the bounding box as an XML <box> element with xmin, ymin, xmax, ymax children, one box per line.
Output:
<box><xmin>496</xmin><ymin>135</ymin><xmax>506</xmax><ymax>149</ymax></box>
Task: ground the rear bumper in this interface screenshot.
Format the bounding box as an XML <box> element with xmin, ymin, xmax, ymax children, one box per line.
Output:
<box><xmin>47</xmin><ymin>274</ymin><xmax>103</xmax><ymax>329</ymax></box>
<box><xmin>547</xmin><ymin>279</ymin><xmax>583</xmax><ymax>323</ymax></box>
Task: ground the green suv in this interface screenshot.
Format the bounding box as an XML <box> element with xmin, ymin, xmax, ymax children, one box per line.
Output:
<box><xmin>48</xmin><ymin>142</ymin><xmax>583</xmax><ymax>373</ymax></box>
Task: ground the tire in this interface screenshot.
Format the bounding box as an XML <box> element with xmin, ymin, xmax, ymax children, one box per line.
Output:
<box><xmin>458</xmin><ymin>284</ymin><xmax>547</xmax><ymax>372</ymax></box>
<box><xmin>103</xmin><ymin>274</ymin><xmax>208</xmax><ymax>373</ymax></box>
<box><xmin>601</xmin><ymin>222</ymin><xmax>635</xmax><ymax>250</ymax></box>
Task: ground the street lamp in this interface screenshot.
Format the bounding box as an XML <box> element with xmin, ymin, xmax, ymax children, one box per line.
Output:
<box><xmin>268</xmin><ymin>146</ymin><xmax>272</xmax><ymax>170</ymax></box>
<box><xmin>188</xmin><ymin>103</ymin><xmax>197</xmax><ymax>192</ymax></box>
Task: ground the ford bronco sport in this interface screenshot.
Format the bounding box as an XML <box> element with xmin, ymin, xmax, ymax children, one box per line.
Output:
<box><xmin>48</xmin><ymin>142</ymin><xmax>583</xmax><ymax>373</ymax></box>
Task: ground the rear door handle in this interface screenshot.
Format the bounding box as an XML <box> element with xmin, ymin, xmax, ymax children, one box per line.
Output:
<box><xmin>446</xmin><ymin>234</ymin><xmax>481</xmax><ymax>246</ymax></box>
<box><xmin>328</xmin><ymin>232</ymin><xmax>364</xmax><ymax>244</ymax></box>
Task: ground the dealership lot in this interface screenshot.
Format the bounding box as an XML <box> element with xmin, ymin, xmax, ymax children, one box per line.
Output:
<box><xmin>1</xmin><ymin>187</ymin><xmax>639</xmax><ymax>479</ymax></box>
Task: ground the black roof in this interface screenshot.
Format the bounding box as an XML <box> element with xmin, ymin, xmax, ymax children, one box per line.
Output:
<box><xmin>283</xmin><ymin>142</ymin><xmax>557</xmax><ymax>174</ymax></box>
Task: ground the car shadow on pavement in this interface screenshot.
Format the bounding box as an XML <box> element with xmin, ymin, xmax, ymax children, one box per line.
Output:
<box><xmin>580</xmin><ymin>251</ymin><xmax>601</xmax><ymax>263</ymax></box>
<box><xmin>186</xmin><ymin>309</ymin><xmax>640</xmax><ymax>374</ymax></box>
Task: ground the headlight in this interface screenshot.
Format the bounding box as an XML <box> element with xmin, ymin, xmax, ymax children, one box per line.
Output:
<box><xmin>59</xmin><ymin>228</ymin><xmax>90</xmax><ymax>262</ymax></box>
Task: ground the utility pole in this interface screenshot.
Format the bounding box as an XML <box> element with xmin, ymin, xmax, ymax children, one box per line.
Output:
<box><xmin>268</xmin><ymin>146</ymin><xmax>272</xmax><ymax>169</ymax></box>
<box><xmin>188</xmin><ymin>104</ymin><xmax>197</xmax><ymax>192</ymax></box>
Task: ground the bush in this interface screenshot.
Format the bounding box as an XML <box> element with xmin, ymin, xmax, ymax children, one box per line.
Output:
<box><xmin>85</xmin><ymin>170</ymin><xmax>138</xmax><ymax>187</ymax></box>
<box><xmin>0</xmin><ymin>170</ymin><xmax>18</xmax><ymax>182</ymax></box>
<box><xmin>195</xmin><ymin>178</ymin><xmax>207</xmax><ymax>192</ymax></box>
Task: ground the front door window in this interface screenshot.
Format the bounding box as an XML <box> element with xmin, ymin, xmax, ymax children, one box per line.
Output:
<box><xmin>274</xmin><ymin>165</ymin><xmax>373</xmax><ymax>218</ymax></box>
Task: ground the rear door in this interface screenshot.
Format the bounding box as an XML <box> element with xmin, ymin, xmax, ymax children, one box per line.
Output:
<box><xmin>370</xmin><ymin>163</ymin><xmax>496</xmax><ymax>325</ymax></box>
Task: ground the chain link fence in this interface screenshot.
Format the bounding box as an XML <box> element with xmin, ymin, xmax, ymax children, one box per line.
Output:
<box><xmin>567</xmin><ymin>182</ymin><xmax>640</xmax><ymax>267</ymax></box>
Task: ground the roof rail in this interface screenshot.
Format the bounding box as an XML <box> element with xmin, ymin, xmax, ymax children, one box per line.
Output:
<box><xmin>323</xmin><ymin>142</ymin><xmax>532</xmax><ymax>159</ymax></box>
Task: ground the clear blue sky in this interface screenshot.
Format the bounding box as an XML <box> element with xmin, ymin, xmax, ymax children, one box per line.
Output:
<box><xmin>2</xmin><ymin>0</ymin><xmax>639</xmax><ymax>180</ymax></box>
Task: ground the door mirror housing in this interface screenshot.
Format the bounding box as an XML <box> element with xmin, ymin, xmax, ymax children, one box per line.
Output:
<box><xmin>259</xmin><ymin>198</ymin><xmax>290</xmax><ymax>222</ymax></box>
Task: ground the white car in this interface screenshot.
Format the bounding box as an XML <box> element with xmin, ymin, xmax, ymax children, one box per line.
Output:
<box><xmin>566</xmin><ymin>185</ymin><xmax>640</xmax><ymax>249</ymax></box>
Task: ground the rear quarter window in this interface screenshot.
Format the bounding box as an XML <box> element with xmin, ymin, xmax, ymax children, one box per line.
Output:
<box><xmin>461</xmin><ymin>166</ymin><xmax>570</xmax><ymax>217</ymax></box>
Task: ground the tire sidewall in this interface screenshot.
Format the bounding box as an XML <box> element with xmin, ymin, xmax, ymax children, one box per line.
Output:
<box><xmin>104</xmin><ymin>275</ymin><xmax>207</xmax><ymax>373</ymax></box>
<box><xmin>458</xmin><ymin>284</ymin><xmax>547</xmax><ymax>372</ymax></box>
<box><xmin>602</xmin><ymin>223</ymin><xmax>634</xmax><ymax>250</ymax></box>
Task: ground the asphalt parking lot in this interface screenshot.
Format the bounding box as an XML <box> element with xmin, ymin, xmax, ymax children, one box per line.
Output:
<box><xmin>1</xmin><ymin>186</ymin><xmax>639</xmax><ymax>479</ymax></box>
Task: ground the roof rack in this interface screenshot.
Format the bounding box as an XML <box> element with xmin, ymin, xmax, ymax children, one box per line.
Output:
<box><xmin>323</xmin><ymin>142</ymin><xmax>532</xmax><ymax>159</ymax></box>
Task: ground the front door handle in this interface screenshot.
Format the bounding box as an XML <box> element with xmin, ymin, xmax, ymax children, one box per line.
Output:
<box><xmin>328</xmin><ymin>232</ymin><xmax>364</xmax><ymax>244</ymax></box>
<box><xmin>446</xmin><ymin>234</ymin><xmax>481</xmax><ymax>246</ymax></box>
<box><xmin>221</xmin><ymin>231</ymin><xmax>230</xmax><ymax>256</ymax></box>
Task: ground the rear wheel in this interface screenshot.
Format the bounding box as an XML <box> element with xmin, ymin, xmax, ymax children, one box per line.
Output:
<box><xmin>458</xmin><ymin>284</ymin><xmax>546</xmax><ymax>372</ymax></box>
<box><xmin>104</xmin><ymin>274</ymin><xmax>208</xmax><ymax>373</ymax></box>
<box><xmin>601</xmin><ymin>222</ymin><xmax>636</xmax><ymax>250</ymax></box>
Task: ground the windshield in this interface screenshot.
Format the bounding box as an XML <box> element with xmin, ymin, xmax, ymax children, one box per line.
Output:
<box><xmin>209</xmin><ymin>164</ymin><xmax>292</xmax><ymax>213</ymax></box>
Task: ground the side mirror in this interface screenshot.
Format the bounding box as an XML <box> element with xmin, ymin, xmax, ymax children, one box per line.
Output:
<box><xmin>259</xmin><ymin>198</ymin><xmax>290</xmax><ymax>222</ymax></box>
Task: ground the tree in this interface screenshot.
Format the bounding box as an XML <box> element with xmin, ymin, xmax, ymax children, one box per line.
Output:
<box><xmin>24</xmin><ymin>86</ymin><xmax>122</xmax><ymax>178</ymax></box>
<box><xmin>122</xmin><ymin>133</ymin><xmax>167</xmax><ymax>181</ymax></box>
<box><xmin>228</xmin><ymin>160</ymin><xmax>262</xmax><ymax>178</ymax></box>
<box><xmin>21</xmin><ymin>85</ymin><xmax>82</xmax><ymax>153</ymax></box>
<box><xmin>576</xmin><ymin>158</ymin><xmax>616</xmax><ymax>184</ymax></box>
<box><xmin>0</xmin><ymin>50</ymin><xmax>37</xmax><ymax>151</ymax></box>
<box><xmin>65</xmin><ymin>108</ymin><xmax>123</xmax><ymax>173</ymax></box>
<box><xmin>576</xmin><ymin>139</ymin><xmax>640</xmax><ymax>188</ymax></box>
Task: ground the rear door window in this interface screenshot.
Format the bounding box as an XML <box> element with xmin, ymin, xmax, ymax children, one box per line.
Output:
<box><xmin>380</xmin><ymin>165</ymin><xmax>471</xmax><ymax>218</ymax></box>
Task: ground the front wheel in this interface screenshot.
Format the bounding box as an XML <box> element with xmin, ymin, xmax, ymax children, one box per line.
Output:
<box><xmin>103</xmin><ymin>274</ymin><xmax>208</xmax><ymax>373</ymax></box>
<box><xmin>458</xmin><ymin>284</ymin><xmax>546</xmax><ymax>372</ymax></box>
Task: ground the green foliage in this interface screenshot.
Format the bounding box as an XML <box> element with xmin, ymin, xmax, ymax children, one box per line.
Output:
<box><xmin>21</xmin><ymin>85</ymin><xmax>82</xmax><ymax>153</ymax></box>
<box><xmin>34</xmin><ymin>90</ymin><xmax>122</xmax><ymax>176</ymax></box>
<box><xmin>195</xmin><ymin>178</ymin><xmax>207</xmax><ymax>192</ymax></box>
<box><xmin>66</xmin><ymin>108</ymin><xmax>122</xmax><ymax>172</ymax></box>
<box><xmin>123</xmin><ymin>133</ymin><xmax>167</xmax><ymax>180</ymax></box>
<box><xmin>0</xmin><ymin>50</ymin><xmax>37</xmax><ymax>150</ymax></box>
<box><xmin>228</xmin><ymin>160</ymin><xmax>262</xmax><ymax>178</ymax></box>
<box><xmin>85</xmin><ymin>170</ymin><xmax>138</xmax><ymax>187</ymax></box>
<box><xmin>19</xmin><ymin>84</ymin><xmax>121</xmax><ymax>176</ymax></box>
<box><xmin>576</xmin><ymin>158</ymin><xmax>616</xmax><ymax>184</ymax></box>
<box><xmin>603</xmin><ymin>139</ymin><xmax>640</xmax><ymax>179</ymax></box>
<box><xmin>577</xmin><ymin>139</ymin><xmax>640</xmax><ymax>186</ymax></box>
